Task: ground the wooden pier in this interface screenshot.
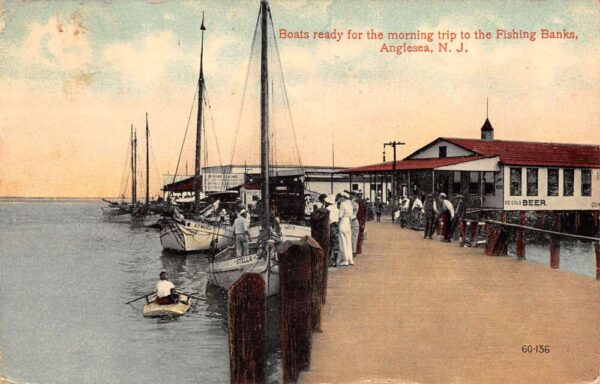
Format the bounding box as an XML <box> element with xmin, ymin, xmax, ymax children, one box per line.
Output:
<box><xmin>299</xmin><ymin>221</ymin><xmax>599</xmax><ymax>384</ymax></box>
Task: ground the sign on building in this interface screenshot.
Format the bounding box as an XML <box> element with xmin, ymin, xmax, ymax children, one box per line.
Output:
<box><xmin>204</xmin><ymin>173</ymin><xmax>245</xmax><ymax>192</ymax></box>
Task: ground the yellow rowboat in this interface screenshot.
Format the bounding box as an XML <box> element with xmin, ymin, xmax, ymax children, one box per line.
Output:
<box><xmin>142</xmin><ymin>294</ymin><xmax>192</xmax><ymax>318</ymax></box>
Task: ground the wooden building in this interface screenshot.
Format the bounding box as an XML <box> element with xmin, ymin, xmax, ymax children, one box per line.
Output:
<box><xmin>345</xmin><ymin>119</ymin><xmax>600</xmax><ymax>211</ymax></box>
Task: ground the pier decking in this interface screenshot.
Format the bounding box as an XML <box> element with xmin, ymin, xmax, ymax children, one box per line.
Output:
<box><xmin>299</xmin><ymin>221</ymin><xmax>599</xmax><ymax>384</ymax></box>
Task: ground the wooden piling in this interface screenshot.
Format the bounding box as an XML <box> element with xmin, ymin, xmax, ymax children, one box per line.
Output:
<box><xmin>307</xmin><ymin>237</ymin><xmax>325</xmax><ymax>333</ymax></box>
<box><xmin>227</xmin><ymin>273</ymin><xmax>266</xmax><ymax>384</ymax></box>
<box><xmin>595</xmin><ymin>242</ymin><xmax>600</xmax><ymax>280</ymax></box>
<box><xmin>279</xmin><ymin>239</ymin><xmax>313</xmax><ymax>384</ymax></box>
<box><xmin>470</xmin><ymin>220</ymin><xmax>479</xmax><ymax>248</ymax></box>
<box><xmin>593</xmin><ymin>211</ymin><xmax>599</xmax><ymax>237</ymax></box>
<box><xmin>537</xmin><ymin>211</ymin><xmax>546</xmax><ymax>230</ymax></box>
<box><xmin>555</xmin><ymin>211</ymin><xmax>562</xmax><ymax>232</ymax></box>
<box><xmin>485</xmin><ymin>226</ymin><xmax>508</xmax><ymax>256</ymax></box>
<box><xmin>549</xmin><ymin>235</ymin><xmax>560</xmax><ymax>269</ymax></box>
<box><xmin>459</xmin><ymin>220</ymin><xmax>466</xmax><ymax>247</ymax></box>
<box><xmin>574</xmin><ymin>212</ymin><xmax>580</xmax><ymax>234</ymax></box>
<box><xmin>516</xmin><ymin>211</ymin><xmax>526</xmax><ymax>259</ymax></box>
<box><xmin>310</xmin><ymin>208</ymin><xmax>330</xmax><ymax>305</ymax></box>
<box><xmin>500</xmin><ymin>211</ymin><xmax>506</xmax><ymax>223</ymax></box>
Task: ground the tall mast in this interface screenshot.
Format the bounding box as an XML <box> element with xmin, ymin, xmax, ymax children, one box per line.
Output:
<box><xmin>260</xmin><ymin>0</ymin><xmax>270</xmax><ymax>235</ymax></box>
<box><xmin>331</xmin><ymin>133</ymin><xmax>335</xmax><ymax>193</ymax></box>
<box><xmin>145</xmin><ymin>112</ymin><xmax>150</xmax><ymax>206</ymax></box>
<box><xmin>132</xmin><ymin>125</ymin><xmax>138</xmax><ymax>206</ymax></box>
<box><xmin>130</xmin><ymin>125</ymin><xmax>134</xmax><ymax>206</ymax></box>
<box><xmin>194</xmin><ymin>12</ymin><xmax>207</xmax><ymax>214</ymax></box>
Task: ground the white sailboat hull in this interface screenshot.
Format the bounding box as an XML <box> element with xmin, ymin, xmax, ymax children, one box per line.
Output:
<box><xmin>208</xmin><ymin>248</ymin><xmax>280</xmax><ymax>297</ymax></box>
<box><xmin>160</xmin><ymin>218</ymin><xmax>234</xmax><ymax>252</ymax></box>
<box><xmin>208</xmin><ymin>223</ymin><xmax>310</xmax><ymax>296</ymax></box>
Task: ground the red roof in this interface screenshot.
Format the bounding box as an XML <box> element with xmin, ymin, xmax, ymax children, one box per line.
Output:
<box><xmin>345</xmin><ymin>155</ymin><xmax>495</xmax><ymax>174</ymax></box>
<box><xmin>440</xmin><ymin>138</ymin><xmax>600</xmax><ymax>168</ymax></box>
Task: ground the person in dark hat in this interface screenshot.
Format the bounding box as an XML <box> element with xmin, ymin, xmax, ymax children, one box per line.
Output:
<box><xmin>423</xmin><ymin>193</ymin><xmax>438</xmax><ymax>239</ymax></box>
<box><xmin>155</xmin><ymin>271</ymin><xmax>179</xmax><ymax>305</ymax></box>
<box><xmin>323</xmin><ymin>194</ymin><xmax>339</xmax><ymax>266</ymax></box>
<box><xmin>374</xmin><ymin>197</ymin><xmax>383</xmax><ymax>222</ymax></box>
<box><xmin>438</xmin><ymin>193</ymin><xmax>455</xmax><ymax>242</ymax></box>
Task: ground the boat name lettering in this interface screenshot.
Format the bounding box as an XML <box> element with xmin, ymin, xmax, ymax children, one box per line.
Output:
<box><xmin>235</xmin><ymin>256</ymin><xmax>254</xmax><ymax>265</ymax></box>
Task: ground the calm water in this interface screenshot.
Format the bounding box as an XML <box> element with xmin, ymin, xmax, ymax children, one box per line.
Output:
<box><xmin>1</xmin><ymin>203</ymin><xmax>596</xmax><ymax>383</ymax></box>
<box><xmin>507</xmin><ymin>233</ymin><xmax>597</xmax><ymax>278</ymax></box>
<box><xmin>0</xmin><ymin>202</ymin><xmax>280</xmax><ymax>384</ymax></box>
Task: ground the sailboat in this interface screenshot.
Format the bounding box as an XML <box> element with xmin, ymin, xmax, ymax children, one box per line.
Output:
<box><xmin>101</xmin><ymin>125</ymin><xmax>138</xmax><ymax>219</ymax></box>
<box><xmin>131</xmin><ymin>113</ymin><xmax>162</xmax><ymax>223</ymax></box>
<box><xmin>103</xmin><ymin>117</ymin><xmax>161</xmax><ymax>224</ymax></box>
<box><xmin>159</xmin><ymin>14</ymin><xmax>236</xmax><ymax>252</ymax></box>
<box><xmin>208</xmin><ymin>0</ymin><xmax>311</xmax><ymax>296</ymax></box>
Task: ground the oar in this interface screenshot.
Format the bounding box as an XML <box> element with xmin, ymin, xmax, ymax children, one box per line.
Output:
<box><xmin>125</xmin><ymin>292</ymin><xmax>155</xmax><ymax>305</ymax></box>
<box><xmin>176</xmin><ymin>291</ymin><xmax>207</xmax><ymax>302</ymax></box>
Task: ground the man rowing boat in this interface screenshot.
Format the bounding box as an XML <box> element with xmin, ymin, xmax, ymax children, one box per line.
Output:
<box><xmin>155</xmin><ymin>271</ymin><xmax>179</xmax><ymax>305</ymax></box>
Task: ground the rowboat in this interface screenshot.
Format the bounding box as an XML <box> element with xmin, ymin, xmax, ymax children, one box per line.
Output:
<box><xmin>142</xmin><ymin>294</ymin><xmax>192</xmax><ymax>318</ymax></box>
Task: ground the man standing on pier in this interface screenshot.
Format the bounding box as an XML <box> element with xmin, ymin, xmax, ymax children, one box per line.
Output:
<box><xmin>423</xmin><ymin>194</ymin><xmax>438</xmax><ymax>239</ymax></box>
<box><xmin>324</xmin><ymin>194</ymin><xmax>339</xmax><ymax>266</ymax></box>
<box><xmin>439</xmin><ymin>193</ymin><xmax>455</xmax><ymax>242</ymax></box>
<box><xmin>375</xmin><ymin>198</ymin><xmax>383</xmax><ymax>222</ymax></box>
<box><xmin>356</xmin><ymin>191</ymin><xmax>367</xmax><ymax>254</ymax></box>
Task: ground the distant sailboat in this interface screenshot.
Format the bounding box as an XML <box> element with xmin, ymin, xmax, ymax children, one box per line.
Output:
<box><xmin>208</xmin><ymin>0</ymin><xmax>311</xmax><ymax>296</ymax></box>
<box><xmin>103</xmin><ymin>119</ymin><xmax>161</xmax><ymax>224</ymax></box>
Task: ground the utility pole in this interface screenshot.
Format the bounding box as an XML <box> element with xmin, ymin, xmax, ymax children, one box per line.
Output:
<box><xmin>384</xmin><ymin>141</ymin><xmax>405</xmax><ymax>207</ymax></box>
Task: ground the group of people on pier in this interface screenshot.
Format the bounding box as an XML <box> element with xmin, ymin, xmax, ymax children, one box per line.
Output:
<box><xmin>394</xmin><ymin>192</ymin><xmax>466</xmax><ymax>242</ymax></box>
<box><xmin>315</xmin><ymin>191</ymin><xmax>368</xmax><ymax>267</ymax></box>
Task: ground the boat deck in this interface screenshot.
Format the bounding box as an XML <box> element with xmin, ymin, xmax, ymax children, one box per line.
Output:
<box><xmin>299</xmin><ymin>220</ymin><xmax>599</xmax><ymax>384</ymax></box>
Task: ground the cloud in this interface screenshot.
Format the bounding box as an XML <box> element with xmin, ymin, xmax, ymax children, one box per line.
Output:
<box><xmin>102</xmin><ymin>30</ymin><xmax>184</xmax><ymax>88</ymax></box>
<box><xmin>21</xmin><ymin>13</ymin><xmax>91</xmax><ymax>71</ymax></box>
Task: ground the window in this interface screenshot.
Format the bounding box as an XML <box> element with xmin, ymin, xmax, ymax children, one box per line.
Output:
<box><xmin>563</xmin><ymin>169</ymin><xmax>574</xmax><ymax>196</ymax></box>
<box><xmin>510</xmin><ymin>168</ymin><xmax>522</xmax><ymax>196</ymax></box>
<box><xmin>469</xmin><ymin>172</ymin><xmax>480</xmax><ymax>195</ymax></box>
<box><xmin>581</xmin><ymin>169</ymin><xmax>592</xmax><ymax>196</ymax></box>
<box><xmin>483</xmin><ymin>171</ymin><xmax>495</xmax><ymax>195</ymax></box>
<box><xmin>547</xmin><ymin>169</ymin><xmax>559</xmax><ymax>196</ymax></box>
<box><xmin>526</xmin><ymin>168</ymin><xmax>538</xmax><ymax>196</ymax></box>
<box><xmin>352</xmin><ymin>183</ymin><xmax>359</xmax><ymax>191</ymax></box>
<box><xmin>452</xmin><ymin>171</ymin><xmax>461</xmax><ymax>194</ymax></box>
<box><xmin>439</xmin><ymin>146</ymin><xmax>447</xmax><ymax>158</ymax></box>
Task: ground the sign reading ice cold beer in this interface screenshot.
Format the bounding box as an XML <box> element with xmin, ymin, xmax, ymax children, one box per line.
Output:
<box><xmin>504</xmin><ymin>198</ymin><xmax>599</xmax><ymax>211</ymax></box>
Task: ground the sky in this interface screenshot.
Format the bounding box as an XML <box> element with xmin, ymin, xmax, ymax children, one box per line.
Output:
<box><xmin>0</xmin><ymin>0</ymin><xmax>598</xmax><ymax>198</ymax></box>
